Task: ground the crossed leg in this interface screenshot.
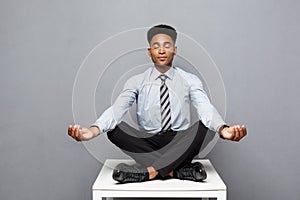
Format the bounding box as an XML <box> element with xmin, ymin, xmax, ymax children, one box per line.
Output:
<box><xmin>107</xmin><ymin>121</ymin><xmax>209</xmax><ymax>179</ymax></box>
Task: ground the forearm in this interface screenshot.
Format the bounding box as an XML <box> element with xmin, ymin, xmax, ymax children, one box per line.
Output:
<box><xmin>190</xmin><ymin>80</ymin><xmax>226</xmax><ymax>132</ymax></box>
<box><xmin>92</xmin><ymin>84</ymin><xmax>137</xmax><ymax>133</ymax></box>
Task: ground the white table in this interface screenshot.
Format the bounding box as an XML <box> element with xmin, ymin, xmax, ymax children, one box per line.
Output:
<box><xmin>93</xmin><ymin>159</ymin><xmax>227</xmax><ymax>200</ymax></box>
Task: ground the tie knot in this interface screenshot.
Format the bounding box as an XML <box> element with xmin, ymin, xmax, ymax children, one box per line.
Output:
<box><xmin>159</xmin><ymin>74</ymin><xmax>167</xmax><ymax>84</ymax></box>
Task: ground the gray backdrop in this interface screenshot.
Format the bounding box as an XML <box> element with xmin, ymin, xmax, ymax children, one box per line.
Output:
<box><xmin>1</xmin><ymin>0</ymin><xmax>300</xmax><ymax>200</ymax></box>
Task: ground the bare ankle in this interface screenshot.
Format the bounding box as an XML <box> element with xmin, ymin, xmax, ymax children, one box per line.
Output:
<box><xmin>147</xmin><ymin>166</ymin><xmax>158</xmax><ymax>179</ymax></box>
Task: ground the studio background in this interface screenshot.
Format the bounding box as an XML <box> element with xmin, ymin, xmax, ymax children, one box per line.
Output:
<box><xmin>1</xmin><ymin>0</ymin><xmax>299</xmax><ymax>200</ymax></box>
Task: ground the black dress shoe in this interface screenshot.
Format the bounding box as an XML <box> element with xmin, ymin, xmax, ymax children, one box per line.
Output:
<box><xmin>174</xmin><ymin>162</ymin><xmax>207</xmax><ymax>182</ymax></box>
<box><xmin>112</xmin><ymin>163</ymin><xmax>149</xmax><ymax>183</ymax></box>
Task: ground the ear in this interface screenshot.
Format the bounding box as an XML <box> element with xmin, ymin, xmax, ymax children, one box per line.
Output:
<box><xmin>173</xmin><ymin>46</ymin><xmax>177</xmax><ymax>55</ymax></box>
<box><xmin>147</xmin><ymin>48</ymin><xmax>151</xmax><ymax>57</ymax></box>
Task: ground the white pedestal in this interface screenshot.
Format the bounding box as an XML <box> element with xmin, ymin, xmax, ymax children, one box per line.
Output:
<box><xmin>92</xmin><ymin>159</ymin><xmax>227</xmax><ymax>200</ymax></box>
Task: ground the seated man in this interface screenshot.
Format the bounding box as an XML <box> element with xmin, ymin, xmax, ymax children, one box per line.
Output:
<box><xmin>68</xmin><ymin>24</ymin><xmax>247</xmax><ymax>183</ymax></box>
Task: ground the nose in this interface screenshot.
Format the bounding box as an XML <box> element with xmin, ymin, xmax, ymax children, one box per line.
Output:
<box><xmin>158</xmin><ymin>47</ymin><xmax>166</xmax><ymax>54</ymax></box>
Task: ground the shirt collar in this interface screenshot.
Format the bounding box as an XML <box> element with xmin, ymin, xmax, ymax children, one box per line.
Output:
<box><xmin>151</xmin><ymin>65</ymin><xmax>175</xmax><ymax>81</ymax></box>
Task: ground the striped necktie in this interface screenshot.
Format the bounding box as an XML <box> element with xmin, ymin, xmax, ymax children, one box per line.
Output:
<box><xmin>159</xmin><ymin>74</ymin><xmax>171</xmax><ymax>131</ymax></box>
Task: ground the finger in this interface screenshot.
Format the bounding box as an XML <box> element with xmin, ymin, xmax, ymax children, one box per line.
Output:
<box><xmin>68</xmin><ymin>125</ymin><xmax>72</xmax><ymax>136</ymax></box>
<box><xmin>243</xmin><ymin>125</ymin><xmax>247</xmax><ymax>135</ymax></box>
<box><xmin>75</xmin><ymin>128</ymin><xmax>81</xmax><ymax>141</ymax></box>
<box><xmin>233</xmin><ymin>126</ymin><xmax>241</xmax><ymax>141</ymax></box>
<box><xmin>241</xmin><ymin>125</ymin><xmax>247</xmax><ymax>138</ymax></box>
<box><xmin>229</xmin><ymin>127</ymin><xmax>235</xmax><ymax>140</ymax></box>
<box><xmin>74</xmin><ymin>125</ymin><xmax>79</xmax><ymax>138</ymax></box>
<box><xmin>236</xmin><ymin>125</ymin><xmax>247</xmax><ymax>141</ymax></box>
<box><xmin>237</xmin><ymin>126</ymin><xmax>244</xmax><ymax>141</ymax></box>
<box><xmin>231</xmin><ymin>126</ymin><xmax>236</xmax><ymax>140</ymax></box>
<box><xmin>71</xmin><ymin>126</ymin><xmax>76</xmax><ymax>138</ymax></box>
<box><xmin>232</xmin><ymin>126</ymin><xmax>237</xmax><ymax>141</ymax></box>
<box><xmin>70</xmin><ymin>125</ymin><xmax>76</xmax><ymax>138</ymax></box>
<box><xmin>69</xmin><ymin>125</ymin><xmax>75</xmax><ymax>133</ymax></box>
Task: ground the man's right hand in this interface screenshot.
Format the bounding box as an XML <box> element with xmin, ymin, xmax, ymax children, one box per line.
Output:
<box><xmin>68</xmin><ymin>125</ymin><xmax>99</xmax><ymax>141</ymax></box>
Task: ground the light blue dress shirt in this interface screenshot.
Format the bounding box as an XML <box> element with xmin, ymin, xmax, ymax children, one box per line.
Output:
<box><xmin>92</xmin><ymin>66</ymin><xmax>226</xmax><ymax>134</ymax></box>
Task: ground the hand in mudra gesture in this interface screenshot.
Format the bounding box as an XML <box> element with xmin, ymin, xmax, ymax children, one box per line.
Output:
<box><xmin>68</xmin><ymin>125</ymin><xmax>99</xmax><ymax>141</ymax></box>
<box><xmin>221</xmin><ymin>125</ymin><xmax>247</xmax><ymax>142</ymax></box>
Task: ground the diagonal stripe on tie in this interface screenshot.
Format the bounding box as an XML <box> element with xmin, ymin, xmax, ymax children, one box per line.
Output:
<box><xmin>161</xmin><ymin>93</ymin><xmax>169</xmax><ymax>107</ymax></box>
<box><xmin>161</xmin><ymin>101</ymin><xmax>170</xmax><ymax>115</ymax></box>
<box><xmin>161</xmin><ymin>86</ymin><xmax>168</xmax><ymax>97</ymax></box>
<box><xmin>162</xmin><ymin>109</ymin><xmax>171</xmax><ymax>124</ymax></box>
<box><xmin>162</xmin><ymin>117</ymin><xmax>171</xmax><ymax>131</ymax></box>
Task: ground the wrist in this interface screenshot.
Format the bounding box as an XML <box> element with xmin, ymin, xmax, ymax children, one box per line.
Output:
<box><xmin>217</xmin><ymin>124</ymin><xmax>229</xmax><ymax>139</ymax></box>
<box><xmin>89</xmin><ymin>126</ymin><xmax>100</xmax><ymax>137</ymax></box>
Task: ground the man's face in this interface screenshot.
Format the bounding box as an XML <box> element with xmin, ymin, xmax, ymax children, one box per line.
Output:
<box><xmin>148</xmin><ymin>34</ymin><xmax>177</xmax><ymax>67</ymax></box>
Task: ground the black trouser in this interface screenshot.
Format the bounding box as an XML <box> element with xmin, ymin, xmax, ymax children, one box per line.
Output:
<box><xmin>107</xmin><ymin>121</ymin><xmax>208</xmax><ymax>177</ymax></box>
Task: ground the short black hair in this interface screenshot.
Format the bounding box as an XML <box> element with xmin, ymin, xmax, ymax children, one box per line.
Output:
<box><xmin>147</xmin><ymin>24</ymin><xmax>177</xmax><ymax>44</ymax></box>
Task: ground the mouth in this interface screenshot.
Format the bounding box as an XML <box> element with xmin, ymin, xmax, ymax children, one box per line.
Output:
<box><xmin>158</xmin><ymin>57</ymin><xmax>167</xmax><ymax>61</ymax></box>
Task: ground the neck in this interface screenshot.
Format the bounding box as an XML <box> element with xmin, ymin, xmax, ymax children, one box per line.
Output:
<box><xmin>154</xmin><ymin>64</ymin><xmax>172</xmax><ymax>74</ymax></box>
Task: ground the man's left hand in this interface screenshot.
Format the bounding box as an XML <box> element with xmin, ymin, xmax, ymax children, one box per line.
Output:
<box><xmin>221</xmin><ymin>125</ymin><xmax>247</xmax><ymax>142</ymax></box>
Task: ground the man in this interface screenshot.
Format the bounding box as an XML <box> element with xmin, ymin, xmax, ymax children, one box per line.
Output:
<box><xmin>68</xmin><ymin>24</ymin><xmax>247</xmax><ymax>183</ymax></box>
